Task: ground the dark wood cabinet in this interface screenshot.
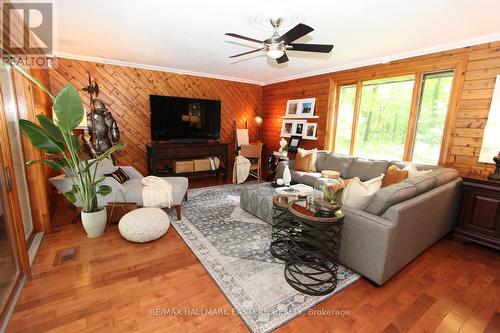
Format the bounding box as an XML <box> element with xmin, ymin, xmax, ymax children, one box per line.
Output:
<box><xmin>147</xmin><ymin>142</ymin><xmax>228</xmax><ymax>179</ymax></box>
<box><xmin>455</xmin><ymin>178</ymin><xmax>500</xmax><ymax>250</ymax></box>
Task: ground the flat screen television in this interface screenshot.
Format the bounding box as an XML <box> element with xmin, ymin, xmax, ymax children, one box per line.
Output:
<box><xmin>150</xmin><ymin>95</ymin><xmax>221</xmax><ymax>142</ymax></box>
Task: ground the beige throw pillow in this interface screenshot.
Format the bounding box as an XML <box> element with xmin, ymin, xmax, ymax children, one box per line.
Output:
<box><xmin>403</xmin><ymin>163</ymin><xmax>432</xmax><ymax>178</ymax></box>
<box><xmin>342</xmin><ymin>174</ymin><xmax>384</xmax><ymax>210</ymax></box>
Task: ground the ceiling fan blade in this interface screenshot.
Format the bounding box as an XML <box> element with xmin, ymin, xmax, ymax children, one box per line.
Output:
<box><xmin>276</xmin><ymin>52</ymin><xmax>289</xmax><ymax>64</ymax></box>
<box><xmin>278</xmin><ymin>23</ymin><xmax>314</xmax><ymax>44</ymax></box>
<box><xmin>225</xmin><ymin>33</ymin><xmax>263</xmax><ymax>44</ymax></box>
<box><xmin>288</xmin><ymin>43</ymin><xmax>334</xmax><ymax>53</ymax></box>
<box><xmin>229</xmin><ymin>48</ymin><xmax>264</xmax><ymax>58</ymax></box>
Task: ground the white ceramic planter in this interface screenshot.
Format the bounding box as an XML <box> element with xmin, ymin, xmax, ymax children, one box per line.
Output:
<box><xmin>81</xmin><ymin>208</ymin><xmax>107</xmax><ymax>238</ymax></box>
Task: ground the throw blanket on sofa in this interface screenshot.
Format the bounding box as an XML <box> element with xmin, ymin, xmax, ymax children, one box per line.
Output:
<box><xmin>233</xmin><ymin>155</ymin><xmax>251</xmax><ymax>184</ymax></box>
<box><xmin>142</xmin><ymin>176</ymin><xmax>173</xmax><ymax>208</ymax></box>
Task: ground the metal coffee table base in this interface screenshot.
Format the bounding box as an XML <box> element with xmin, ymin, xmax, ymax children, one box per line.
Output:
<box><xmin>270</xmin><ymin>196</ymin><xmax>344</xmax><ymax>296</ymax></box>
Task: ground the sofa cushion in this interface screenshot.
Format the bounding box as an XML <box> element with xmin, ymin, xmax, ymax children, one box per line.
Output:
<box><xmin>401</xmin><ymin>174</ymin><xmax>436</xmax><ymax>195</ymax></box>
<box><xmin>300</xmin><ymin>172</ymin><xmax>322</xmax><ymax>187</ymax></box>
<box><xmin>390</xmin><ymin>161</ymin><xmax>440</xmax><ymax>172</ymax></box>
<box><xmin>365</xmin><ymin>182</ymin><xmax>417</xmax><ymax>215</ymax></box>
<box><xmin>322</xmin><ymin>153</ymin><xmax>354</xmax><ymax>178</ymax></box>
<box><xmin>291</xmin><ymin>170</ymin><xmax>308</xmax><ymax>184</ymax></box>
<box><xmin>348</xmin><ymin>157</ymin><xmax>390</xmax><ymax>181</ymax></box>
<box><xmin>428</xmin><ymin>168</ymin><xmax>459</xmax><ymax>187</ymax></box>
<box><xmin>315</xmin><ymin>151</ymin><xmax>328</xmax><ymax>171</ymax></box>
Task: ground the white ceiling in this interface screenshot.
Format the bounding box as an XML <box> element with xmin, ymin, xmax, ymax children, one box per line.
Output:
<box><xmin>51</xmin><ymin>0</ymin><xmax>500</xmax><ymax>85</ymax></box>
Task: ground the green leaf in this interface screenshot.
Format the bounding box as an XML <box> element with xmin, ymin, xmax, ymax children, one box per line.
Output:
<box><xmin>96</xmin><ymin>184</ymin><xmax>112</xmax><ymax>196</ymax></box>
<box><xmin>19</xmin><ymin>119</ymin><xmax>64</xmax><ymax>153</ymax></box>
<box><xmin>93</xmin><ymin>176</ymin><xmax>105</xmax><ymax>185</ymax></box>
<box><xmin>11</xmin><ymin>63</ymin><xmax>55</xmax><ymax>101</ymax></box>
<box><xmin>26</xmin><ymin>159</ymin><xmax>66</xmax><ymax>170</ymax></box>
<box><xmin>53</xmin><ymin>84</ymin><xmax>84</xmax><ymax>133</ymax></box>
<box><xmin>64</xmin><ymin>190</ymin><xmax>76</xmax><ymax>203</ymax></box>
<box><xmin>36</xmin><ymin>114</ymin><xmax>64</xmax><ymax>143</ymax></box>
<box><xmin>85</xmin><ymin>143</ymin><xmax>126</xmax><ymax>171</ymax></box>
<box><xmin>95</xmin><ymin>143</ymin><xmax>126</xmax><ymax>162</ymax></box>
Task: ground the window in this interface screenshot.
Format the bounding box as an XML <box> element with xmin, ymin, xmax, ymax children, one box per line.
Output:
<box><xmin>411</xmin><ymin>71</ymin><xmax>454</xmax><ymax>165</ymax></box>
<box><xmin>332</xmin><ymin>70</ymin><xmax>455</xmax><ymax>164</ymax></box>
<box><xmin>356</xmin><ymin>75</ymin><xmax>415</xmax><ymax>160</ymax></box>
<box><xmin>334</xmin><ymin>85</ymin><xmax>356</xmax><ymax>155</ymax></box>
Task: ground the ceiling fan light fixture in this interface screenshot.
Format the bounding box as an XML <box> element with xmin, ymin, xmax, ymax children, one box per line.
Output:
<box><xmin>266</xmin><ymin>43</ymin><xmax>284</xmax><ymax>59</ymax></box>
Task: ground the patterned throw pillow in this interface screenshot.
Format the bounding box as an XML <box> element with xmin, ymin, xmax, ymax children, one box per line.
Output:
<box><xmin>105</xmin><ymin>167</ymin><xmax>129</xmax><ymax>184</ymax></box>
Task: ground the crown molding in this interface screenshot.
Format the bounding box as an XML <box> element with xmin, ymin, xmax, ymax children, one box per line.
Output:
<box><xmin>53</xmin><ymin>52</ymin><xmax>265</xmax><ymax>86</ymax></box>
<box><xmin>55</xmin><ymin>32</ymin><xmax>500</xmax><ymax>87</ymax></box>
<box><xmin>262</xmin><ymin>32</ymin><xmax>500</xmax><ymax>85</ymax></box>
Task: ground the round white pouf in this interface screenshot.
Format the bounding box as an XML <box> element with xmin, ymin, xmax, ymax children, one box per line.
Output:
<box><xmin>118</xmin><ymin>208</ymin><xmax>170</xmax><ymax>243</ymax></box>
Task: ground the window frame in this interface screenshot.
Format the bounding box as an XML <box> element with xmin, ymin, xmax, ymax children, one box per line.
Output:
<box><xmin>329</xmin><ymin>63</ymin><xmax>463</xmax><ymax>165</ymax></box>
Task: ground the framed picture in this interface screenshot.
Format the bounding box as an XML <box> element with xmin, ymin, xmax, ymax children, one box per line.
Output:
<box><xmin>288</xmin><ymin>135</ymin><xmax>302</xmax><ymax>153</ymax></box>
<box><xmin>303</xmin><ymin>123</ymin><xmax>318</xmax><ymax>140</ymax></box>
<box><xmin>298</xmin><ymin>98</ymin><xmax>316</xmax><ymax>117</ymax></box>
<box><xmin>292</xmin><ymin>120</ymin><xmax>307</xmax><ymax>136</ymax></box>
<box><xmin>280</xmin><ymin>120</ymin><xmax>295</xmax><ymax>137</ymax></box>
<box><xmin>285</xmin><ymin>100</ymin><xmax>300</xmax><ymax>117</ymax></box>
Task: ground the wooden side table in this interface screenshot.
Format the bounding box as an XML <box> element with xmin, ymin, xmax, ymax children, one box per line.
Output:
<box><xmin>455</xmin><ymin>178</ymin><xmax>500</xmax><ymax>250</ymax></box>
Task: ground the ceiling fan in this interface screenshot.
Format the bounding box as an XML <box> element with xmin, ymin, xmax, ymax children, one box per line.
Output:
<box><xmin>226</xmin><ymin>18</ymin><xmax>333</xmax><ymax>64</ymax></box>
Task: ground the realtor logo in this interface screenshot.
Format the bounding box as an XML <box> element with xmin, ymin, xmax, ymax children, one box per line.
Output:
<box><xmin>2</xmin><ymin>2</ymin><xmax>55</xmax><ymax>68</ymax></box>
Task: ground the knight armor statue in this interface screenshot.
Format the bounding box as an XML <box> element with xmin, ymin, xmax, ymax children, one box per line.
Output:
<box><xmin>79</xmin><ymin>72</ymin><xmax>121</xmax><ymax>161</ymax></box>
<box><xmin>83</xmin><ymin>98</ymin><xmax>120</xmax><ymax>158</ymax></box>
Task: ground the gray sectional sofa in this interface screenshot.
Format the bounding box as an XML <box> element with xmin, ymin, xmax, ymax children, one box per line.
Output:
<box><xmin>276</xmin><ymin>152</ymin><xmax>462</xmax><ymax>285</ymax></box>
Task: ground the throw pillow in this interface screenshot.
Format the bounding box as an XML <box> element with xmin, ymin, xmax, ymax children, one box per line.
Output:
<box><xmin>105</xmin><ymin>167</ymin><xmax>130</xmax><ymax>184</ymax></box>
<box><xmin>294</xmin><ymin>152</ymin><xmax>314</xmax><ymax>172</ymax></box>
<box><xmin>297</xmin><ymin>148</ymin><xmax>318</xmax><ymax>171</ymax></box>
<box><xmin>403</xmin><ymin>163</ymin><xmax>432</xmax><ymax>178</ymax></box>
<box><xmin>342</xmin><ymin>174</ymin><xmax>384</xmax><ymax>210</ymax></box>
<box><xmin>382</xmin><ymin>165</ymin><xmax>408</xmax><ymax>187</ymax></box>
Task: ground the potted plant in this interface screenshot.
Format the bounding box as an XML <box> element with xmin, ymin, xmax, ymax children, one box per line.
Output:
<box><xmin>13</xmin><ymin>64</ymin><xmax>125</xmax><ymax>238</ymax></box>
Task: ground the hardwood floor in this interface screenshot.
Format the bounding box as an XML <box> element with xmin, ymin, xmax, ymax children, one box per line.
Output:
<box><xmin>6</xmin><ymin>179</ymin><xmax>500</xmax><ymax>332</ymax></box>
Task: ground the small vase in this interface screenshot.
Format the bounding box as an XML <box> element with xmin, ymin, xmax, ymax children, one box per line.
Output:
<box><xmin>283</xmin><ymin>165</ymin><xmax>291</xmax><ymax>186</ymax></box>
<box><xmin>81</xmin><ymin>208</ymin><xmax>107</xmax><ymax>238</ymax></box>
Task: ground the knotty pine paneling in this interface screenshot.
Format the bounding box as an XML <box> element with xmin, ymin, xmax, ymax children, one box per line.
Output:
<box><xmin>262</xmin><ymin>41</ymin><xmax>500</xmax><ymax>179</ymax></box>
<box><xmin>48</xmin><ymin>58</ymin><xmax>263</xmax><ymax>175</ymax></box>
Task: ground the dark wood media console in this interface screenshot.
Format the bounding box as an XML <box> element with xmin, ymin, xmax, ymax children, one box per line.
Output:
<box><xmin>147</xmin><ymin>142</ymin><xmax>228</xmax><ymax>179</ymax></box>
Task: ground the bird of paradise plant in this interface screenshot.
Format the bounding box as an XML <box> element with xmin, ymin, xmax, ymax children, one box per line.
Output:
<box><xmin>13</xmin><ymin>63</ymin><xmax>125</xmax><ymax>213</ymax></box>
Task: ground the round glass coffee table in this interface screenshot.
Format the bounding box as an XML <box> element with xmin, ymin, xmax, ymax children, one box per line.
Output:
<box><xmin>270</xmin><ymin>195</ymin><xmax>344</xmax><ymax>296</ymax></box>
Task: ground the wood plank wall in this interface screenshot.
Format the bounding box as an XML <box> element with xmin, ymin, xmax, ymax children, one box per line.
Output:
<box><xmin>48</xmin><ymin>58</ymin><xmax>263</xmax><ymax>175</ymax></box>
<box><xmin>262</xmin><ymin>41</ymin><xmax>500</xmax><ymax>179</ymax></box>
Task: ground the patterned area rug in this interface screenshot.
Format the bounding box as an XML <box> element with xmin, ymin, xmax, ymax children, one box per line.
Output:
<box><xmin>169</xmin><ymin>183</ymin><xmax>360</xmax><ymax>333</ymax></box>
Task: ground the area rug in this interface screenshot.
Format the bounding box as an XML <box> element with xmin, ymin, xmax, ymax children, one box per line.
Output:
<box><xmin>168</xmin><ymin>183</ymin><xmax>360</xmax><ymax>333</ymax></box>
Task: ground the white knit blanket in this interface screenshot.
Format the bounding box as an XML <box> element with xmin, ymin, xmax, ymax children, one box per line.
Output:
<box><xmin>142</xmin><ymin>176</ymin><xmax>173</xmax><ymax>208</ymax></box>
<box><xmin>232</xmin><ymin>155</ymin><xmax>251</xmax><ymax>184</ymax></box>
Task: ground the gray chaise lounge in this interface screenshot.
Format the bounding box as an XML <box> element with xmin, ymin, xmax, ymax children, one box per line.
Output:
<box><xmin>50</xmin><ymin>159</ymin><xmax>188</xmax><ymax>220</ymax></box>
<box><xmin>274</xmin><ymin>152</ymin><xmax>462</xmax><ymax>285</ymax></box>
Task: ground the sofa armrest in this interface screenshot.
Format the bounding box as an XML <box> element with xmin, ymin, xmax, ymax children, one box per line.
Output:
<box><xmin>339</xmin><ymin>207</ymin><xmax>397</xmax><ymax>284</ymax></box>
<box><xmin>119</xmin><ymin>166</ymin><xmax>144</xmax><ymax>180</ymax></box>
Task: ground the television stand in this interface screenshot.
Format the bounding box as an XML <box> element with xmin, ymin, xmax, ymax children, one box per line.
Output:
<box><xmin>146</xmin><ymin>142</ymin><xmax>228</xmax><ymax>180</ymax></box>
